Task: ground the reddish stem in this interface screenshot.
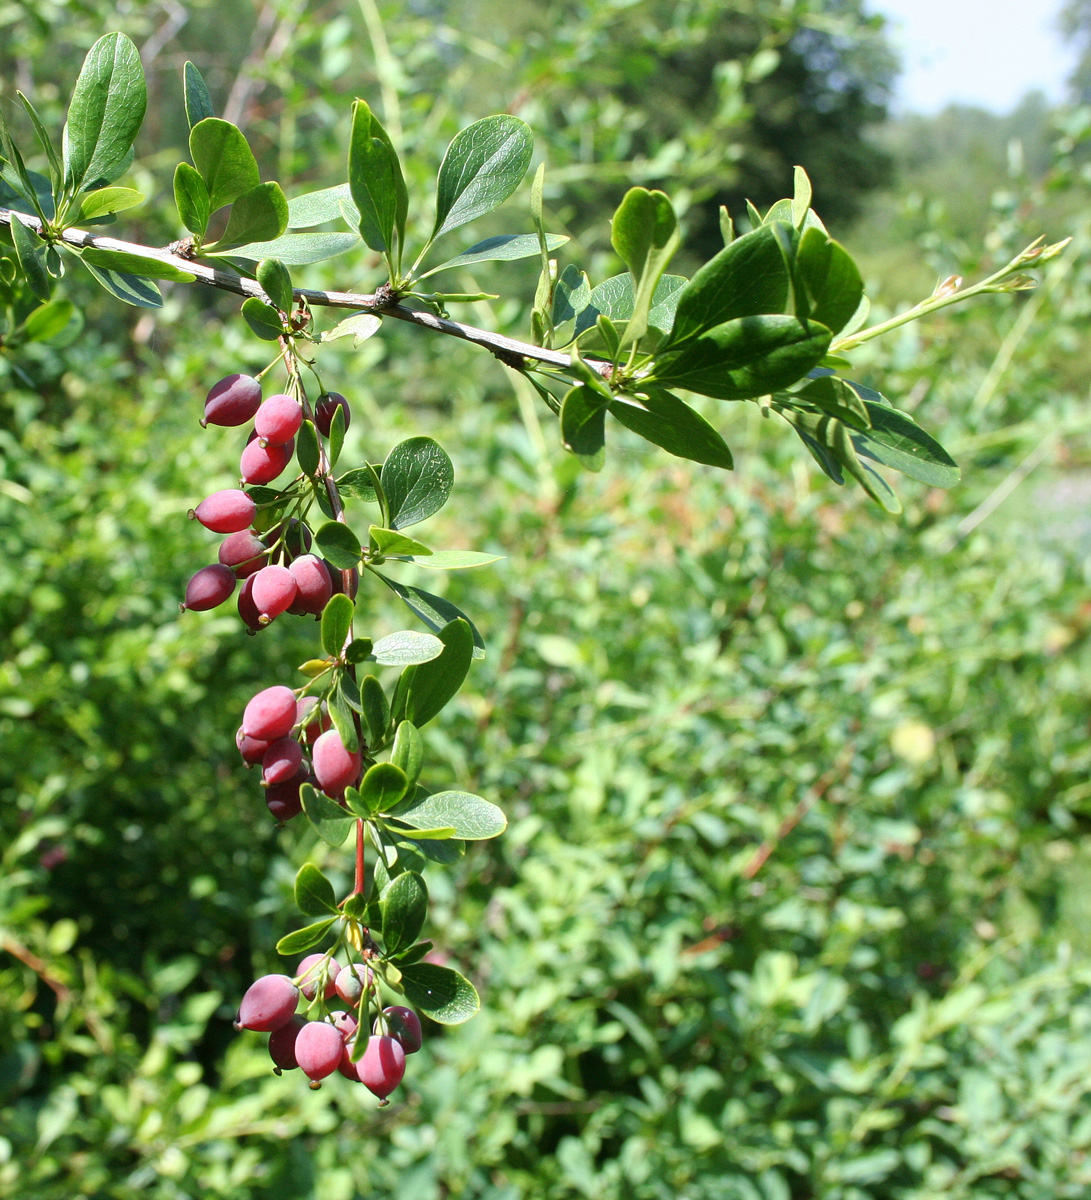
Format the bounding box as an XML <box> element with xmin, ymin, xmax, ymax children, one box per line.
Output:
<box><xmin>354</xmin><ymin>818</ymin><xmax>366</xmax><ymax>895</ymax></box>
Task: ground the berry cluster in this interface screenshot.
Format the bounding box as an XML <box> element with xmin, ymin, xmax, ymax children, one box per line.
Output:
<box><xmin>236</xmin><ymin>960</ymin><xmax>422</xmax><ymax>1101</ymax></box>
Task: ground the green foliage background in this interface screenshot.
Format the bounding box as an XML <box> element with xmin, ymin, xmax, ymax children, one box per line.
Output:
<box><xmin>3</xmin><ymin>2</ymin><xmax>1091</xmax><ymax>1197</ymax></box>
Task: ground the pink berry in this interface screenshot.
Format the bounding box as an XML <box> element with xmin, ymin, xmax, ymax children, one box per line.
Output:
<box><xmin>236</xmin><ymin>974</ymin><xmax>299</xmax><ymax>1031</ymax></box>
<box><xmin>287</xmin><ymin>555</ymin><xmax>333</xmax><ymax>616</ymax></box>
<box><xmin>182</xmin><ymin>564</ymin><xmax>236</xmax><ymax>611</ymax></box>
<box><xmin>268</xmin><ymin>1014</ymin><xmax>306</xmax><ymax>1072</ymax></box>
<box><xmin>202</xmin><ymin>373</ymin><xmax>262</xmax><ymax>427</ymax></box>
<box><xmin>219</xmin><ymin>530</ymin><xmax>268</xmax><ymax>578</ymax></box>
<box><xmin>236</xmin><ymin>726</ymin><xmax>272</xmax><ymax>766</ymax></box>
<box><xmin>255</xmin><ymin>394</ymin><xmax>303</xmax><ymax>445</ymax></box>
<box><xmin>191</xmin><ymin>489</ymin><xmax>256</xmax><ymax>534</ymax></box>
<box><xmin>335</xmin><ymin>963</ymin><xmax>373</xmax><ymax>1005</ymax></box>
<box><xmin>357</xmin><ymin>1035</ymin><xmax>406</xmax><ymax>1100</ymax></box>
<box><xmin>295</xmin><ymin>1020</ymin><xmax>345</xmax><ymax>1084</ymax></box>
<box><xmin>378</xmin><ymin>1005</ymin><xmax>422</xmax><ymax>1054</ymax></box>
<box><xmin>331</xmin><ymin>1011</ymin><xmax>358</xmax><ymax>1039</ymax></box>
<box><xmin>240</xmin><ymin>436</ymin><xmax>295</xmax><ymax>485</ymax></box>
<box><xmin>251</xmin><ymin>565</ymin><xmax>298</xmax><ymax>625</ymax></box>
<box><xmin>262</xmin><ymin>737</ymin><xmax>303</xmax><ymax>785</ymax></box>
<box><xmin>296</xmin><ymin>954</ymin><xmax>342</xmax><ymax>1000</ymax></box>
<box><xmin>312</xmin><ymin>729</ymin><xmax>362</xmax><ymax>794</ymax></box>
<box><xmin>315</xmin><ymin>391</ymin><xmax>351</xmax><ymax>437</ymax></box>
<box><xmin>242</xmin><ymin>685</ymin><xmax>297</xmax><ymax>740</ymax></box>
<box><xmin>339</xmin><ymin>1036</ymin><xmax>362</xmax><ymax>1080</ymax></box>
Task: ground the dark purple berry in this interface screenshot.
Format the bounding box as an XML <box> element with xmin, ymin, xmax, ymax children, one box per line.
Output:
<box><xmin>315</xmin><ymin>391</ymin><xmax>351</xmax><ymax>437</ymax></box>
<box><xmin>182</xmin><ymin>564</ymin><xmax>237</xmax><ymax>611</ymax></box>
<box><xmin>191</xmin><ymin>489</ymin><xmax>256</xmax><ymax>534</ymax></box>
<box><xmin>330</xmin><ymin>566</ymin><xmax>359</xmax><ymax>600</ymax></box>
<box><xmin>238</xmin><ymin>573</ymin><xmax>263</xmax><ymax>632</ymax></box>
<box><xmin>287</xmin><ymin>555</ymin><xmax>333</xmax><ymax>616</ymax></box>
<box><xmin>268</xmin><ymin>1014</ymin><xmax>306</xmax><ymax>1072</ymax></box>
<box><xmin>266</xmin><ymin>773</ymin><xmax>306</xmax><ymax>822</ymax></box>
<box><xmin>262</xmin><ymin>737</ymin><xmax>303</xmax><ymax>785</ymax></box>
<box><xmin>237</xmin><ymin>726</ymin><xmax>272</xmax><ymax>766</ymax></box>
<box><xmin>203</xmin><ymin>374</ymin><xmax>262</xmax><ymax>428</ymax></box>
<box><xmin>236</xmin><ymin>974</ymin><xmax>299</xmax><ymax>1031</ymax></box>
<box><xmin>378</xmin><ymin>1005</ymin><xmax>422</xmax><ymax>1055</ymax></box>
<box><xmin>268</xmin><ymin>518</ymin><xmax>312</xmax><ymax>564</ymax></box>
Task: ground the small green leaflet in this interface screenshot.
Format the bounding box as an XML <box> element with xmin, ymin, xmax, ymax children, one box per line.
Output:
<box><xmin>294</xmin><ymin>863</ymin><xmax>338</xmax><ymax>915</ymax></box>
<box><xmin>398</xmin><ymin>963</ymin><xmax>479</xmax><ymax>1025</ymax></box>
<box><xmin>422</xmin><ymin>232</ymin><xmax>568</xmax><ymax>277</ymax></box>
<box><xmin>189</xmin><ymin>118</ymin><xmax>259</xmax><ymax>214</ymax></box>
<box><xmin>301</xmin><ymin>784</ymin><xmax>354</xmax><ymax>848</ymax></box>
<box><xmin>183</xmin><ymin>62</ymin><xmax>214</xmax><ymax>129</ymax></box>
<box><xmin>380</xmin><ymin>437</ymin><xmax>454</xmax><ymax>529</ymax></box>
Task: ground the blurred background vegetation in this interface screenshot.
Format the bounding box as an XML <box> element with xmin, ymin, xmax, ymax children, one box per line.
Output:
<box><xmin>3</xmin><ymin>1</ymin><xmax>1091</xmax><ymax>1196</ymax></box>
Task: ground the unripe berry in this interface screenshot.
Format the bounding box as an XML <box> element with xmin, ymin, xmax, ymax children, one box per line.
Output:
<box><xmin>236</xmin><ymin>726</ymin><xmax>272</xmax><ymax>766</ymax></box>
<box><xmin>251</xmin><ymin>565</ymin><xmax>298</xmax><ymax>625</ymax></box>
<box><xmin>243</xmin><ymin>685</ymin><xmax>297</xmax><ymax>740</ymax></box>
<box><xmin>262</xmin><ymin>737</ymin><xmax>303</xmax><ymax>785</ymax></box>
<box><xmin>191</xmin><ymin>489</ymin><xmax>256</xmax><ymax>534</ymax></box>
<box><xmin>378</xmin><ymin>1005</ymin><xmax>423</xmax><ymax>1054</ymax></box>
<box><xmin>358</xmin><ymin>1035</ymin><xmax>406</xmax><ymax>1101</ymax></box>
<box><xmin>182</xmin><ymin>564</ymin><xmax>236</xmax><ymax>611</ymax></box>
<box><xmin>296</xmin><ymin>953</ymin><xmax>342</xmax><ymax>1000</ymax></box>
<box><xmin>268</xmin><ymin>1014</ymin><xmax>306</xmax><ymax>1072</ymax></box>
<box><xmin>315</xmin><ymin>391</ymin><xmax>351</xmax><ymax>437</ymax></box>
<box><xmin>287</xmin><ymin>555</ymin><xmax>333</xmax><ymax>616</ymax></box>
<box><xmin>255</xmin><ymin>394</ymin><xmax>303</xmax><ymax>445</ymax></box>
<box><xmin>203</xmin><ymin>373</ymin><xmax>261</xmax><ymax>427</ymax></box>
<box><xmin>295</xmin><ymin>1020</ymin><xmax>345</xmax><ymax>1084</ymax></box>
<box><xmin>219</xmin><ymin>530</ymin><xmax>268</xmax><ymax>578</ymax></box>
<box><xmin>235</xmin><ymin>974</ymin><xmax>299</xmax><ymax>1031</ymax></box>
<box><xmin>240</xmin><ymin>436</ymin><xmax>295</xmax><ymax>485</ymax></box>
<box><xmin>335</xmin><ymin>963</ymin><xmax>374</xmax><ymax>1005</ymax></box>
<box><xmin>312</xmin><ymin>730</ymin><xmax>362</xmax><ymax>794</ymax></box>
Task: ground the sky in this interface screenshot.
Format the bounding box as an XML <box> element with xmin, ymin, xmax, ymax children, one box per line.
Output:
<box><xmin>869</xmin><ymin>0</ymin><xmax>1077</xmax><ymax>114</ymax></box>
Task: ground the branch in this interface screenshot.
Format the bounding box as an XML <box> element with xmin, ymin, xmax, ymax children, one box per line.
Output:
<box><xmin>0</xmin><ymin>207</ymin><xmax>594</xmax><ymax>373</ymax></box>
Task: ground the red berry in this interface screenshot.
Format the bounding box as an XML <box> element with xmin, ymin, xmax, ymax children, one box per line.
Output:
<box><xmin>243</xmin><ymin>685</ymin><xmax>297</xmax><ymax>740</ymax></box>
<box><xmin>287</xmin><ymin>555</ymin><xmax>333</xmax><ymax>616</ymax></box>
<box><xmin>191</xmin><ymin>489</ymin><xmax>257</xmax><ymax>534</ymax></box>
<box><xmin>251</xmin><ymin>565</ymin><xmax>298</xmax><ymax>625</ymax></box>
<box><xmin>312</xmin><ymin>730</ymin><xmax>362</xmax><ymax>794</ymax></box>
<box><xmin>315</xmin><ymin>391</ymin><xmax>351</xmax><ymax>437</ymax></box>
<box><xmin>294</xmin><ymin>696</ymin><xmax>331</xmax><ymax>744</ymax></box>
<box><xmin>378</xmin><ymin>1005</ymin><xmax>422</xmax><ymax>1054</ymax></box>
<box><xmin>202</xmin><ymin>374</ymin><xmax>262</xmax><ymax>428</ymax></box>
<box><xmin>358</xmin><ymin>1035</ymin><xmax>406</xmax><ymax>1100</ymax></box>
<box><xmin>262</xmin><ymin>737</ymin><xmax>303</xmax><ymax>785</ymax></box>
<box><xmin>237</xmin><ymin>726</ymin><xmax>272</xmax><ymax>766</ymax></box>
<box><xmin>219</xmin><ymin>530</ymin><xmax>268</xmax><ymax>578</ymax></box>
<box><xmin>182</xmin><ymin>564</ymin><xmax>236</xmax><ymax>611</ymax></box>
<box><xmin>240</xmin><ymin>437</ymin><xmax>295</xmax><ymax>485</ymax></box>
<box><xmin>266</xmin><ymin>772</ymin><xmax>307</xmax><ymax>822</ymax></box>
<box><xmin>238</xmin><ymin>573</ymin><xmax>263</xmax><ymax>632</ymax></box>
<box><xmin>335</xmin><ymin>963</ymin><xmax>373</xmax><ymax>1005</ymax></box>
<box><xmin>236</xmin><ymin>974</ymin><xmax>299</xmax><ymax>1031</ymax></box>
<box><xmin>255</xmin><ymin>394</ymin><xmax>303</xmax><ymax>446</ymax></box>
<box><xmin>330</xmin><ymin>566</ymin><xmax>359</xmax><ymax>600</ymax></box>
<box><xmin>296</xmin><ymin>953</ymin><xmax>342</xmax><ymax>1000</ymax></box>
<box><xmin>331</xmin><ymin>1011</ymin><xmax>358</xmax><ymax>1039</ymax></box>
<box><xmin>295</xmin><ymin>1020</ymin><xmax>345</xmax><ymax>1083</ymax></box>
<box><xmin>268</xmin><ymin>1014</ymin><xmax>306</xmax><ymax>1071</ymax></box>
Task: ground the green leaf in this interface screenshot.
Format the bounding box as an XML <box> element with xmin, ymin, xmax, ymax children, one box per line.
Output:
<box><xmin>336</xmin><ymin>467</ymin><xmax>380</xmax><ymax>502</ymax></box>
<box><xmin>610</xmin><ymin>187</ymin><xmax>680</xmax><ymax>346</ymax></box>
<box><xmin>369</xmin><ymin>526</ymin><xmax>432</xmax><ymax>557</ymax></box>
<box><xmin>433</xmin><ymin>115</ymin><xmax>533</xmax><ymax>239</ymax></box>
<box><xmin>390</xmin><ymin>721</ymin><xmax>423</xmax><ymax>790</ymax></box>
<box><xmin>189</xmin><ymin>118</ymin><xmax>259</xmax><ymax>213</ymax></box>
<box><xmin>796</xmin><ymin>228</ymin><xmax>865</xmax><ymax>337</ymax></box>
<box><xmin>553</xmin><ymin>263</ymin><xmax>592</xmax><ymax>326</ymax></box>
<box><xmin>790</xmin><ymin>375</ymin><xmax>870</xmax><ymax>431</ymax></box>
<box><xmin>294</xmin><ymin>863</ymin><xmax>338</xmax><ymax>916</ymax></box>
<box><xmin>379</xmin><ymin>579</ymin><xmax>485</xmax><ymax>659</ymax></box>
<box><xmin>314</xmin><ymin>521</ymin><xmax>363</xmax><ymax>570</ymax></box>
<box><xmin>321</xmin><ymin>593</ymin><xmax>355</xmax><ymax>657</ymax></box>
<box><xmin>301</xmin><ymin>783</ymin><xmax>354</xmax><ymax>847</ymax></box>
<box><xmin>275</xmin><ymin>917</ymin><xmax>337</xmax><ymax>956</ymax></box>
<box><xmin>394</xmin><ymin>941</ymin><xmax>433</xmax><ymax>965</ymax></box>
<box><xmin>394</xmin><ymin>789</ymin><xmax>506</xmax><ymax>840</ymax></box>
<box><xmin>361</xmin><ymin>762</ymin><xmax>410</xmax><ymax>813</ymax></box>
<box><xmin>391</xmin><ymin>617</ymin><xmax>475</xmax><ymax>728</ymax></box>
<box><xmin>81</xmin><ymin>261</ymin><xmax>161</xmax><ymax>308</ymax></box>
<box><xmin>424</xmin><ymin>232</ymin><xmax>568</xmax><ymax>277</ymax></box>
<box><xmin>183</xmin><ymin>62</ymin><xmax>214</xmax><ymax>130</ymax></box>
<box><xmin>327</xmin><ymin>679</ymin><xmax>359</xmax><ymax>753</ymax></box>
<box><xmin>791</xmin><ymin>165</ymin><xmax>813</xmax><ymax>228</ymax></box>
<box><xmin>407</xmin><ymin>550</ymin><xmax>503</xmax><ymax>570</ymax></box>
<box><xmin>560</xmin><ymin>384</ymin><xmax>607</xmax><ymax>470</ymax></box>
<box><xmin>321</xmin><ymin>312</ymin><xmax>382</xmax><ymax>344</ymax></box>
<box><xmin>22</xmin><ymin>299</ymin><xmax>75</xmax><ymax>343</ymax></box>
<box><xmin>256</xmin><ymin>257</ymin><xmax>293</xmax><ymax>313</ymax></box>
<box><xmin>173</xmin><ymin>162</ymin><xmax>210</xmax><ymax>237</ymax></box>
<box><xmin>10</xmin><ymin>216</ymin><xmax>51</xmax><ymax>301</ymax></box>
<box><xmin>329</xmin><ymin>403</ymin><xmax>347</xmax><ymax>469</ymax></box>
<box><xmin>16</xmin><ymin>93</ymin><xmax>62</xmax><ymax>197</ymax></box>
<box><xmin>779</xmin><ymin>405</ymin><xmax>901</xmax><ymax>511</ymax></box>
<box><xmin>653</xmin><ymin>315</ymin><xmax>832</xmax><ymax>400</ymax></box>
<box><xmin>286</xmin><ymin>183</ymin><xmax>352</xmax><ymax>227</ymax></box>
<box><xmin>75</xmin><ymin>186</ymin><xmax>142</xmax><ymax>222</ymax></box>
<box><xmin>345</xmin><ymin>637</ymin><xmax>373</xmax><ymax>665</ymax></box>
<box><xmin>228</xmin><ymin>231</ymin><xmax>360</xmax><ymax>266</ymax></box>
<box><xmin>610</xmin><ymin>389</ymin><xmax>733</xmax><ymax>469</ymax></box>
<box><xmin>381</xmin><ymin>437</ymin><xmax>454</xmax><ymax>529</ymax></box>
<box><xmin>371</xmin><ymin>631</ymin><xmax>444</xmax><ymax>667</ymax></box>
<box><xmin>361</xmin><ymin>675</ymin><xmax>389</xmax><ymax>746</ymax></box>
<box><xmin>0</xmin><ymin>112</ymin><xmax>49</xmax><ymax>221</ymax></box>
<box><xmin>398</xmin><ymin>963</ymin><xmax>478</xmax><ymax>1024</ymax></box>
<box><xmin>240</xmin><ymin>297</ymin><xmax>283</xmax><ymax>341</ymax></box>
<box><xmin>573</xmin><ymin>273</ymin><xmax>687</xmax><ymax>343</ymax></box>
<box><xmin>380</xmin><ymin>872</ymin><xmax>428</xmax><ymax>955</ymax></box>
<box><xmin>296</xmin><ymin>418</ymin><xmax>320</xmax><ymax>477</ymax></box>
<box><xmin>348</xmin><ymin>99</ymin><xmax>407</xmax><ymax>255</ymax></box>
<box><xmin>664</xmin><ymin>224</ymin><xmax>791</xmax><ymax>349</ymax></box>
<box><xmin>852</xmin><ymin>400</ymin><xmax>961</xmax><ymax>488</ymax></box>
<box><xmin>63</xmin><ymin>33</ymin><xmax>146</xmax><ymax>193</ymax></box>
<box><xmin>210</xmin><ymin>182</ymin><xmax>288</xmax><ymax>251</ymax></box>
<box><xmin>79</xmin><ymin>246</ymin><xmax>195</xmax><ymax>282</ymax></box>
